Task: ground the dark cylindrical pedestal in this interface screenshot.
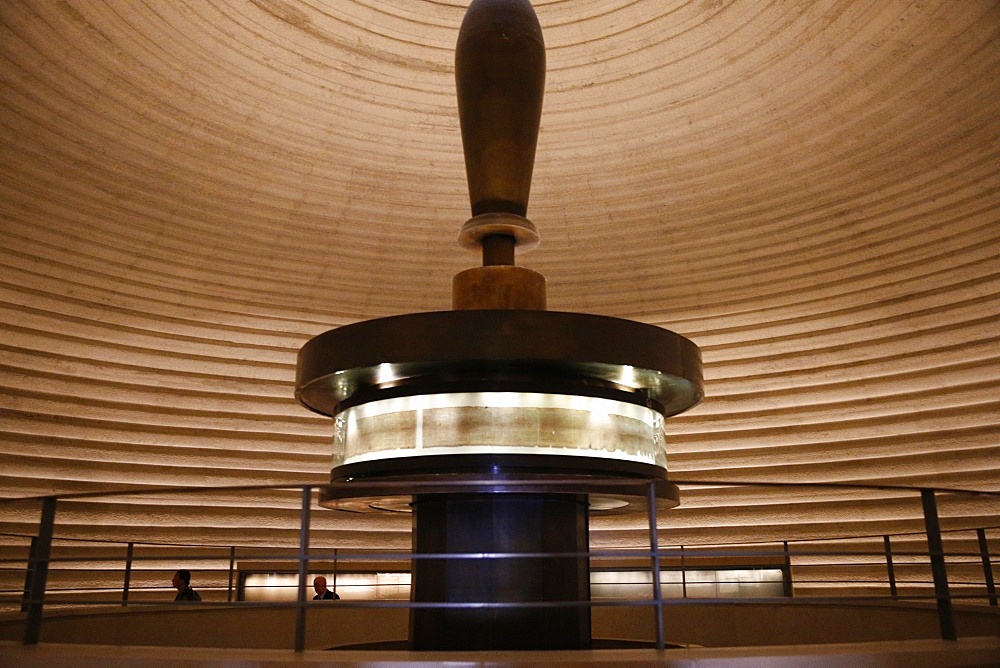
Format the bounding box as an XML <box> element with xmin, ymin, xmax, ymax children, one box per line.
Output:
<box><xmin>410</xmin><ymin>492</ymin><xmax>591</xmax><ymax>650</ymax></box>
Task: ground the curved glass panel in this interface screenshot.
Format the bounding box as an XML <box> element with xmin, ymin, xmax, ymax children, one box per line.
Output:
<box><xmin>333</xmin><ymin>392</ymin><xmax>667</xmax><ymax>468</ymax></box>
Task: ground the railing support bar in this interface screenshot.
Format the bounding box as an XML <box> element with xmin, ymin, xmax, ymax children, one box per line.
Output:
<box><xmin>332</xmin><ymin>547</ymin><xmax>338</xmax><ymax>593</ymax></box>
<box><xmin>680</xmin><ymin>545</ymin><xmax>687</xmax><ymax>599</ymax></box>
<box><xmin>976</xmin><ymin>528</ymin><xmax>997</xmax><ymax>606</ymax></box>
<box><xmin>647</xmin><ymin>480</ymin><xmax>664</xmax><ymax>651</ymax></box>
<box><xmin>294</xmin><ymin>486</ymin><xmax>312</xmax><ymax>652</ymax></box>
<box><xmin>884</xmin><ymin>535</ymin><xmax>898</xmax><ymax>598</ymax></box>
<box><xmin>24</xmin><ymin>497</ymin><xmax>57</xmax><ymax>645</ymax></box>
<box><xmin>20</xmin><ymin>537</ymin><xmax>37</xmax><ymax>613</ymax></box>
<box><xmin>921</xmin><ymin>489</ymin><xmax>956</xmax><ymax>640</ymax></box>
<box><xmin>122</xmin><ymin>542</ymin><xmax>134</xmax><ymax>605</ymax></box>
<box><xmin>228</xmin><ymin>546</ymin><xmax>237</xmax><ymax>603</ymax></box>
<box><xmin>782</xmin><ymin>540</ymin><xmax>793</xmax><ymax>597</ymax></box>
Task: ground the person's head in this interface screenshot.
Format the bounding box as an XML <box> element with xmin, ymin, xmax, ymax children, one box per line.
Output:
<box><xmin>313</xmin><ymin>576</ymin><xmax>328</xmax><ymax>594</ymax></box>
<box><xmin>172</xmin><ymin>569</ymin><xmax>191</xmax><ymax>591</ymax></box>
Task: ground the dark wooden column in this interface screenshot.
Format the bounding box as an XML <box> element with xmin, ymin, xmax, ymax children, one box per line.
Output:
<box><xmin>410</xmin><ymin>493</ymin><xmax>591</xmax><ymax>650</ymax></box>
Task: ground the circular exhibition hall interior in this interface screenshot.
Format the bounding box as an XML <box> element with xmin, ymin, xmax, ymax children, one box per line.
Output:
<box><xmin>1</xmin><ymin>0</ymin><xmax>999</xmax><ymax>662</ymax></box>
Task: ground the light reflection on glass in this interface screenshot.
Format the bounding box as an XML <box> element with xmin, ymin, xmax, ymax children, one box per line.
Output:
<box><xmin>242</xmin><ymin>569</ymin><xmax>784</xmax><ymax>602</ymax></box>
<box><xmin>242</xmin><ymin>572</ymin><xmax>411</xmax><ymax>602</ymax></box>
<box><xmin>331</xmin><ymin>392</ymin><xmax>668</xmax><ymax>468</ymax></box>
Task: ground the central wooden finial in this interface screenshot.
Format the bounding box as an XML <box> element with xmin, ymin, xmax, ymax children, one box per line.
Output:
<box><xmin>456</xmin><ymin>0</ymin><xmax>545</xmax><ymax>218</ymax></box>
<box><xmin>453</xmin><ymin>0</ymin><xmax>547</xmax><ymax>310</ymax></box>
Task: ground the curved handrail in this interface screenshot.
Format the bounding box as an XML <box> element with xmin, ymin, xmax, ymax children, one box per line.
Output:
<box><xmin>4</xmin><ymin>477</ymin><xmax>997</xmax><ymax>650</ymax></box>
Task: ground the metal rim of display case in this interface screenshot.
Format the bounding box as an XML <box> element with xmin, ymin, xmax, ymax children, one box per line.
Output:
<box><xmin>297</xmin><ymin>309</ymin><xmax>701</xmax><ymax>515</ymax></box>
<box><xmin>296</xmin><ymin>309</ymin><xmax>703</xmax><ymax>416</ymax></box>
<box><xmin>316</xmin><ymin>454</ymin><xmax>682</xmax><ymax>513</ymax></box>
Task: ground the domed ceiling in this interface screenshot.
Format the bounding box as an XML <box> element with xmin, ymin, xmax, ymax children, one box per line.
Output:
<box><xmin>2</xmin><ymin>1</ymin><xmax>998</xmax><ymax>551</ymax></box>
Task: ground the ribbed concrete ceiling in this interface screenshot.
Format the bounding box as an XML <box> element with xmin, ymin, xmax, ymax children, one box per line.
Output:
<box><xmin>2</xmin><ymin>1</ymin><xmax>998</xmax><ymax>551</ymax></box>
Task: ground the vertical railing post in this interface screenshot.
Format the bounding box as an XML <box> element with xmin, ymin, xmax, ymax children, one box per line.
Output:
<box><xmin>332</xmin><ymin>547</ymin><xmax>338</xmax><ymax>594</ymax></box>
<box><xmin>782</xmin><ymin>541</ymin><xmax>793</xmax><ymax>597</ymax></box>
<box><xmin>680</xmin><ymin>545</ymin><xmax>687</xmax><ymax>599</ymax></box>
<box><xmin>294</xmin><ymin>486</ymin><xmax>312</xmax><ymax>652</ymax></box>
<box><xmin>976</xmin><ymin>528</ymin><xmax>997</xmax><ymax>606</ymax></box>
<box><xmin>920</xmin><ymin>489</ymin><xmax>956</xmax><ymax>640</ymax></box>
<box><xmin>228</xmin><ymin>546</ymin><xmax>237</xmax><ymax>603</ymax></box>
<box><xmin>884</xmin><ymin>535</ymin><xmax>898</xmax><ymax>598</ymax></box>
<box><xmin>21</xmin><ymin>537</ymin><xmax>37</xmax><ymax>613</ymax></box>
<box><xmin>122</xmin><ymin>542</ymin><xmax>134</xmax><ymax>605</ymax></box>
<box><xmin>24</xmin><ymin>497</ymin><xmax>57</xmax><ymax>645</ymax></box>
<box><xmin>647</xmin><ymin>480</ymin><xmax>664</xmax><ymax>651</ymax></box>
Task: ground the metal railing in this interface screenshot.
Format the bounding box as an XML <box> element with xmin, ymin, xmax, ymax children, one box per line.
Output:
<box><xmin>3</xmin><ymin>478</ymin><xmax>998</xmax><ymax>651</ymax></box>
